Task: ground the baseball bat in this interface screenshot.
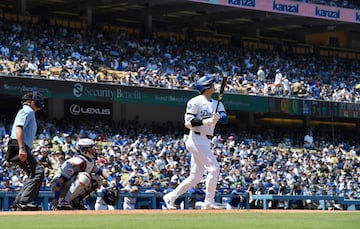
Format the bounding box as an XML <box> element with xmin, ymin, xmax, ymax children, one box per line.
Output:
<box><xmin>215</xmin><ymin>76</ymin><xmax>227</xmax><ymax>112</ymax></box>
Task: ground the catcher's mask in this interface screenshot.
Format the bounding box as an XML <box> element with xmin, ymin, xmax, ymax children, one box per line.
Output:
<box><xmin>77</xmin><ymin>138</ymin><xmax>97</xmax><ymax>159</ymax></box>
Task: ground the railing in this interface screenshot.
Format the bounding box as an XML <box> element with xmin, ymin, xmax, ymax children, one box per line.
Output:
<box><xmin>0</xmin><ymin>191</ymin><xmax>53</xmax><ymax>211</ymax></box>
<box><xmin>251</xmin><ymin>194</ymin><xmax>360</xmax><ymax>211</ymax></box>
<box><xmin>0</xmin><ymin>191</ymin><xmax>359</xmax><ymax>211</ymax></box>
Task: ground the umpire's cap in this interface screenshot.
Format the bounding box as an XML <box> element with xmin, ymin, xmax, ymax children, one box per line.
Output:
<box><xmin>21</xmin><ymin>91</ymin><xmax>45</xmax><ymax>110</ymax></box>
<box><xmin>195</xmin><ymin>75</ymin><xmax>214</xmax><ymax>94</ymax></box>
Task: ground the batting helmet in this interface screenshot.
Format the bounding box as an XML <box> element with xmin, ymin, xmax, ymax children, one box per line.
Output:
<box><xmin>21</xmin><ymin>91</ymin><xmax>45</xmax><ymax>110</ymax></box>
<box><xmin>77</xmin><ymin>138</ymin><xmax>97</xmax><ymax>159</ymax></box>
<box><xmin>195</xmin><ymin>75</ymin><xmax>214</xmax><ymax>94</ymax></box>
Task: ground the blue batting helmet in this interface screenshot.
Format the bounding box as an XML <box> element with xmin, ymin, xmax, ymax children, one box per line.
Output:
<box><xmin>195</xmin><ymin>75</ymin><xmax>214</xmax><ymax>94</ymax></box>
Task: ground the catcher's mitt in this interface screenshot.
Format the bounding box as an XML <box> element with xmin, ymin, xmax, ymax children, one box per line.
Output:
<box><xmin>103</xmin><ymin>186</ymin><xmax>120</xmax><ymax>206</ymax></box>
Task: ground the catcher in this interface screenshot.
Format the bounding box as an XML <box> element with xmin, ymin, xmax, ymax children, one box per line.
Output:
<box><xmin>50</xmin><ymin>138</ymin><xmax>111</xmax><ymax>210</ymax></box>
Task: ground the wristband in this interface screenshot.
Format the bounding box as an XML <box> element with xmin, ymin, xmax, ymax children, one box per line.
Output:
<box><xmin>19</xmin><ymin>146</ymin><xmax>26</xmax><ymax>150</ymax></box>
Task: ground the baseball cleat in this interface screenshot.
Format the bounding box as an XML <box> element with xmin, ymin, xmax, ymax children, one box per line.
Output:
<box><xmin>201</xmin><ymin>202</ymin><xmax>224</xmax><ymax>210</ymax></box>
<box><xmin>163</xmin><ymin>194</ymin><xmax>177</xmax><ymax>210</ymax></box>
<box><xmin>71</xmin><ymin>198</ymin><xmax>87</xmax><ymax>210</ymax></box>
<box><xmin>56</xmin><ymin>200</ymin><xmax>73</xmax><ymax>210</ymax></box>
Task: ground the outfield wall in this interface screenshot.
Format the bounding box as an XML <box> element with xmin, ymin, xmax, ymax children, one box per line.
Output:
<box><xmin>0</xmin><ymin>191</ymin><xmax>359</xmax><ymax>211</ymax></box>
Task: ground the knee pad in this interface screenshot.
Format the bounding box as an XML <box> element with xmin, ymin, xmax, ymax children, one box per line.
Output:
<box><xmin>77</xmin><ymin>172</ymin><xmax>91</xmax><ymax>187</ymax></box>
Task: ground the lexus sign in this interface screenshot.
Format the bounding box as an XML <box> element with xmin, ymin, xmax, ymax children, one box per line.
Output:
<box><xmin>69</xmin><ymin>104</ymin><xmax>111</xmax><ymax>115</ymax></box>
<box><xmin>65</xmin><ymin>100</ymin><xmax>112</xmax><ymax>118</ymax></box>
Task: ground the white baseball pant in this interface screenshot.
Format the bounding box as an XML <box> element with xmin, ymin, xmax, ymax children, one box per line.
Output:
<box><xmin>167</xmin><ymin>132</ymin><xmax>220</xmax><ymax>205</ymax></box>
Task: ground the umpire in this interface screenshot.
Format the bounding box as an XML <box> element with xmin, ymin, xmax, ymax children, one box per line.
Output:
<box><xmin>9</xmin><ymin>91</ymin><xmax>45</xmax><ymax>211</ymax></box>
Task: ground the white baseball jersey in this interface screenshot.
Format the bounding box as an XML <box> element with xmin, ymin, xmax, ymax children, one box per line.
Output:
<box><xmin>185</xmin><ymin>95</ymin><xmax>225</xmax><ymax>136</ymax></box>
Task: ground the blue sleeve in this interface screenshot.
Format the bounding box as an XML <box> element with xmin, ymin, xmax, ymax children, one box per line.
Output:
<box><xmin>219</xmin><ymin>111</ymin><xmax>228</xmax><ymax>124</ymax></box>
<box><xmin>96</xmin><ymin>168</ymin><xmax>103</xmax><ymax>176</ymax></box>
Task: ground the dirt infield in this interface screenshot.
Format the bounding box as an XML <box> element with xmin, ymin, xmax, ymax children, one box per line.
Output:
<box><xmin>0</xmin><ymin>209</ymin><xmax>349</xmax><ymax>216</ymax></box>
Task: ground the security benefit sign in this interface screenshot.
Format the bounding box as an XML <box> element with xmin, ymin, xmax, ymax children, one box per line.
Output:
<box><xmin>65</xmin><ymin>100</ymin><xmax>112</xmax><ymax>119</ymax></box>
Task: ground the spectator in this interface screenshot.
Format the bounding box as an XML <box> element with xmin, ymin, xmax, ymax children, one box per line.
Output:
<box><xmin>188</xmin><ymin>182</ymin><xmax>206</xmax><ymax>209</ymax></box>
<box><xmin>145</xmin><ymin>181</ymin><xmax>165</xmax><ymax>209</ymax></box>
<box><xmin>38</xmin><ymin>147</ymin><xmax>53</xmax><ymax>170</ymax></box>
<box><xmin>0</xmin><ymin>177</ymin><xmax>16</xmax><ymax>191</ymax></box>
<box><xmin>120</xmin><ymin>177</ymin><xmax>139</xmax><ymax>210</ymax></box>
<box><xmin>226</xmin><ymin>184</ymin><xmax>247</xmax><ymax>210</ymax></box>
<box><xmin>257</xmin><ymin>66</ymin><xmax>266</xmax><ymax>82</ymax></box>
<box><xmin>291</xmin><ymin>79</ymin><xmax>302</xmax><ymax>96</ymax></box>
<box><xmin>304</xmin><ymin>130</ymin><xmax>314</xmax><ymax>150</ymax></box>
<box><xmin>274</xmin><ymin>69</ymin><xmax>283</xmax><ymax>95</ymax></box>
<box><xmin>63</xmin><ymin>134</ymin><xmax>76</xmax><ymax>157</ymax></box>
<box><xmin>94</xmin><ymin>178</ymin><xmax>116</xmax><ymax>210</ymax></box>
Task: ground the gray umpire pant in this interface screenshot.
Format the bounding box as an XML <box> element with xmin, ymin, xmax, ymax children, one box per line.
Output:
<box><xmin>14</xmin><ymin>146</ymin><xmax>45</xmax><ymax>205</ymax></box>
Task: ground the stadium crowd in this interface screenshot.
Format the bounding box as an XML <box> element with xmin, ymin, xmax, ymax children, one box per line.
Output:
<box><xmin>1</xmin><ymin>19</ymin><xmax>360</xmax><ymax>103</ymax></box>
<box><xmin>0</xmin><ymin>15</ymin><xmax>359</xmax><ymax>210</ymax></box>
<box><xmin>0</xmin><ymin>116</ymin><xmax>359</xmax><ymax>210</ymax></box>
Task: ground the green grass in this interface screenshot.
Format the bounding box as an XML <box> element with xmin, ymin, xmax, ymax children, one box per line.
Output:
<box><xmin>0</xmin><ymin>212</ymin><xmax>359</xmax><ymax>229</ymax></box>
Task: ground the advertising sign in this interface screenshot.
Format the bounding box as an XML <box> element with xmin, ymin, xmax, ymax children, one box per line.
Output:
<box><xmin>338</xmin><ymin>102</ymin><xmax>360</xmax><ymax>118</ymax></box>
<box><xmin>268</xmin><ymin>97</ymin><xmax>303</xmax><ymax>115</ymax></box>
<box><xmin>191</xmin><ymin>0</ymin><xmax>360</xmax><ymax>24</ymax></box>
<box><xmin>1</xmin><ymin>75</ymin><xmax>359</xmax><ymax>118</ymax></box>
<box><xmin>65</xmin><ymin>100</ymin><xmax>112</xmax><ymax>119</ymax></box>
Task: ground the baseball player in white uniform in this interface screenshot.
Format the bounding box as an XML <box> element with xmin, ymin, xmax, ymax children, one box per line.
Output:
<box><xmin>163</xmin><ymin>75</ymin><xmax>228</xmax><ymax>210</ymax></box>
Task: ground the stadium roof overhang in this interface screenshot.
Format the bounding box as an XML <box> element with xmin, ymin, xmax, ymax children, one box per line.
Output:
<box><xmin>0</xmin><ymin>0</ymin><xmax>359</xmax><ymax>40</ymax></box>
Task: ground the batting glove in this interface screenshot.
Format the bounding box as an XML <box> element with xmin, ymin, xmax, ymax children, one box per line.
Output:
<box><xmin>202</xmin><ymin>113</ymin><xmax>220</xmax><ymax>126</ymax></box>
<box><xmin>213</xmin><ymin>112</ymin><xmax>221</xmax><ymax>121</ymax></box>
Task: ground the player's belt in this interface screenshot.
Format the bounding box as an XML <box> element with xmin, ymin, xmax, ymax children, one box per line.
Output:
<box><xmin>193</xmin><ymin>131</ymin><xmax>212</xmax><ymax>140</ymax></box>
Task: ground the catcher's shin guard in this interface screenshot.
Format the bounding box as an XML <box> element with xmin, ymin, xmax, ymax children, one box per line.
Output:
<box><xmin>70</xmin><ymin>174</ymin><xmax>102</xmax><ymax>209</ymax></box>
<box><xmin>64</xmin><ymin>172</ymin><xmax>91</xmax><ymax>203</ymax></box>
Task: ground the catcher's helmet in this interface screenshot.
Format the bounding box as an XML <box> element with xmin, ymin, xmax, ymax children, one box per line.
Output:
<box><xmin>195</xmin><ymin>75</ymin><xmax>214</xmax><ymax>94</ymax></box>
<box><xmin>77</xmin><ymin>138</ymin><xmax>97</xmax><ymax>159</ymax></box>
<box><xmin>22</xmin><ymin>91</ymin><xmax>45</xmax><ymax>110</ymax></box>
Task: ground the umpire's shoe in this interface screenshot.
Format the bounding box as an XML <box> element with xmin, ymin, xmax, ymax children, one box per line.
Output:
<box><xmin>15</xmin><ymin>201</ymin><xmax>41</xmax><ymax>211</ymax></box>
